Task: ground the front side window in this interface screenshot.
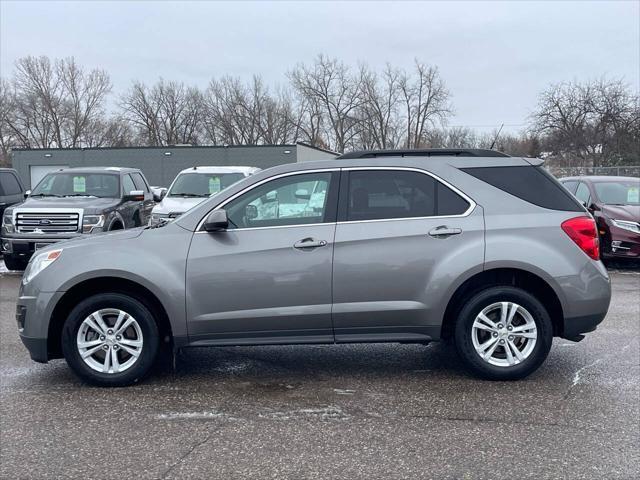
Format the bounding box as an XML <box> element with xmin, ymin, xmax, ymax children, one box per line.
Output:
<box><xmin>0</xmin><ymin>172</ymin><xmax>22</xmax><ymax>196</ymax></box>
<box><xmin>31</xmin><ymin>173</ymin><xmax>120</xmax><ymax>198</ymax></box>
<box><xmin>225</xmin><ymin>172</ymin><xmax>333</xmax><ymax>229</ymax></box>
<box><xmin>122</xmin><ymin>174</ymin><xmax>136</xmax><ymax>195</ymax></box>
<box><xmin>561</xmin><ymin>180</ymin><xmax>579</xmax><ymax>194</ymax></box>
<box><xmin>169</xmin><ymin>172</ymin><xmax>246</xmax><ymax>198</ymax></box>
<box><xmin>593</xmin><ymin>180</ymin><xmax>640</xmax><ymax>206</ymax></box>
<box><xmin>345</xmin><ymin>170</ymin><xmax>470</xmax><ymax>221</ymax></box>
<box><xmin>131</xmin><ymin>172</ymin><xmax>149</xmax><ymax>193</ymax></box>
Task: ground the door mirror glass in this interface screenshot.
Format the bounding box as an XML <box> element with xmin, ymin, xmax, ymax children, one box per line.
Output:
<box><xmin>203</xmin><ymin>209</ymin><xmax>229</xmax><ymax>232</ymax></box>
<box><xmin>124</xmin><ymin>190</ymin><xmax>145</xmax><ymax>202</ymax></box>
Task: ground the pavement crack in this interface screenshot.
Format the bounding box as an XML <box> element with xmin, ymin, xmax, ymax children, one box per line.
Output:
<box><xmin>157</xmin><ymin>429</ymin><xmax>216</xmax><ymax>479</ymax></box>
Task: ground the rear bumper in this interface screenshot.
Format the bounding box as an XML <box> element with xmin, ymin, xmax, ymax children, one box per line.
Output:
<box><xmin>562</xmin><ymin>312</ymin><xmax>607</xmax><ymax>340</ymax></box>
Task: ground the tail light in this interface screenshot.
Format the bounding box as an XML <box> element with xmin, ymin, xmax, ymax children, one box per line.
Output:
<box><xmin>561</xmin><ymin>216</ymin><xmax>599</xmax><ymax>261</ymax></box>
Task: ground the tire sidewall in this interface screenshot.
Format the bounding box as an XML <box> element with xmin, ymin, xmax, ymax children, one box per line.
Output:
<box><xmin>454</xmin><ymin>286</ymin><xmax>553</xmax><ymax>380</ymax></box>
<box><xmin>62</xmin><ymin>293</ymin><xmax>159</xmax><ymax>387</ymax></box>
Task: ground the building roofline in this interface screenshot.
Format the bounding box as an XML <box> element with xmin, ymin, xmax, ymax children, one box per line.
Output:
<box><xmin>10</xmin><ymin>144</ymin><xmax>299</xmax><ymax>153</ymax></box>
<box><xmin>295</xmin><ymin>142</ymin><xmax>340</xmax><ymax>156</ymax></box>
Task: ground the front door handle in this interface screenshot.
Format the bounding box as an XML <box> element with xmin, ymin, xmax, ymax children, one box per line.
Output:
<box><xmin>428</xmin><ymin>226</ymin><xmax>462</xmax><ymax>238</ymax></box>
<box><xmin>293</xmin><ymin>238</ymin><xmax>328</xmax><ymax>250</ymax></box>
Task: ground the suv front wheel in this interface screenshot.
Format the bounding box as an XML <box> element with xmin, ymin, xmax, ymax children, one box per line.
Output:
<box><xmin>454</xmin><ymin>286</ymin><xmax>553</xmax><ymax>380</ymax></box>
<box><xmin>61</xmin><ymin>293</ymin><xmax>159</xmax><ymax>387</ymax></box>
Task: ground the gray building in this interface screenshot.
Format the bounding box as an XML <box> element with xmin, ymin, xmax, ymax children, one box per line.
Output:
<box><xmin>10</xmin><ymin>143</ymin><xmax>337</xmax><ymax>189</ymax></box>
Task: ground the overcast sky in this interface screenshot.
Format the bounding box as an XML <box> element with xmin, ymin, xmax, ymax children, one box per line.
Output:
<box><xmin>1</xmin><ymin>0</ymin><xmax>638</xmax><ymax>134</ymax></box>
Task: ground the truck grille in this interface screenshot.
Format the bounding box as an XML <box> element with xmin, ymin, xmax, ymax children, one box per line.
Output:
<box><xmin>15</xmin><ymin>212</ymin><xmax>80</xmax><ymax>233</ymax></box>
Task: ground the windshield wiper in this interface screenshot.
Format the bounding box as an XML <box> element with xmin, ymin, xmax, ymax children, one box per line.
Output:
<box><xmin>29</xmin><ymin>193</ymin><xmax>63</xmax><ymax>198</ymax></box>
<box><xmin>63</xmin><ymin>194</ymin><xmax>98</xmax><ymax>198</ymax></box>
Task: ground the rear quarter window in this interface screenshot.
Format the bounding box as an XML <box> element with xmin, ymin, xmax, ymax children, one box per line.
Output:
<box><xmin>461</xmin><ymin>166</ymin><xmax>583</xmax><ymax>212</ymax></box>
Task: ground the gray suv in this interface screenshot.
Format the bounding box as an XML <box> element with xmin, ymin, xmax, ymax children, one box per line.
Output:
<box><xmin>16</xmin><ymin>149</ymin><xmax>611</xmax><ymax>386</ymax></box>
<box><xmin>2</xmin><ymin>167</ymin><xmax>156</xmax><ymax>270</ymax></box>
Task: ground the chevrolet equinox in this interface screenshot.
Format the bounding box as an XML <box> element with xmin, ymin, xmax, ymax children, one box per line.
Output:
<box><xmin>16</xmin><ymin>149</ymin><xmax>611</xmax><ymax>386</ymax></box>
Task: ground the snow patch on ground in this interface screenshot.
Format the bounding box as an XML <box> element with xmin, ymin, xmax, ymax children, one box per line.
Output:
<box><xmin>155</xmin><ymin>411</ymin><xmax>234</xmax><ymax>421</ymax></box>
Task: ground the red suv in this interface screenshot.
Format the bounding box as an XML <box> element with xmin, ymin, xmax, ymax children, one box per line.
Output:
<box><xmin>560</xmin><ymin>176</ymin><xmax>640</xmax><ymax>261</ymax></box>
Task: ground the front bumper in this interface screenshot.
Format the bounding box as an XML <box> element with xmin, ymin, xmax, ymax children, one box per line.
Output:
<box><xmin>600</xmin><ymin>222</ymin><xmax>640</xmax><ymax>259</ymax></box>
<box><xmin>1</xmin><ymin>233</ymin><xmax>82</xmax><ymax>259</ymax></box>
<box><xmin>16</xmin><ymin>290</ymin><xmax>65</xmax><ymax>363</ymax></box>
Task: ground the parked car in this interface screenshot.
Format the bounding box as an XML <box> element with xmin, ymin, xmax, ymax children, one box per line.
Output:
<box><xmin>151</xmin><ymin>166</ymin><xmax>260</xmax><ymax>224</ymax></box>
<box><xmin>559</xmin><ymin>176</ymin><xmax>640</xmax><ymax>261</ymax></box>
<box><xmin>1</xmin><ymin>167</ymin><xmax>156</xmax><ymax>270</ymax></box>
<box><xmin>16</xmin><ymin>149</ymin><xmax>611</xmax><ymax>386</ymax></box>
<box><xmin>0</xmin><ymin>168</ymin><xmax>25</xmax><ymax>219</ymax></box>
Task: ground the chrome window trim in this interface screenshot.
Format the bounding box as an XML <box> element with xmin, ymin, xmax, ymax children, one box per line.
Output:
<box><xmin>195</xmin><ymin>168</ymin><xmax>340</xmax><ymax>231</ymax></box>
<box><xmin>195</xmin><ymin>166</ymin><xmax>476</xmax><ymax>232</ymax></box>
<box><xmin>340</xmin><ymin>166</ymin><xmax>476</xmax><ymax>222</ymax></box>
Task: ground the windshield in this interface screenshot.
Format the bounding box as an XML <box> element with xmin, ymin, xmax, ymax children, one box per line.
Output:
<box><xmin>31</xmin><ymin>173</ymin><xmax>120</xmax><ymax>198</ymax></box>
<box><xmin>593</xmin><ymin>180</ymin><xmax>640</xmax><ymax>205</ymax></box>
<box><xmin>168</xmin><ymin>172</ymin><xmax>245</xmax><ymax>197</ymax></box>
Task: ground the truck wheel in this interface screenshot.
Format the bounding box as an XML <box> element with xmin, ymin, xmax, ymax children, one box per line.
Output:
<box><xmin>454</xmin><ymin>286</ymin><xmax>553</xmax><ymax>380</ymax></box>
<box><xmin>3</xmin><ymin>254</ymin><xmax>28</xmax><ymax>271</ymax></box>
<box><xmin>61</xmin><ymin>293</ymin><xmax>159</xmax><ymax>387</ymax></box>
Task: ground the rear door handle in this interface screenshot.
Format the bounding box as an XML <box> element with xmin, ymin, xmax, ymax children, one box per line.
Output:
<box><xmin>294</xmin><ymin>238</ymin><xmax>328</xmax><ymax>250</ymax></box>
<box><xmin>428</xmin><ymin>226</ymin><xmax>462</xmax><ymax>238</ymax></box>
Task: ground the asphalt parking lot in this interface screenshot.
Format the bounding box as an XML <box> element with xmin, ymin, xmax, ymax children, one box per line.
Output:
<box><xmin>0</xmin><ymin>267</ymin><xmax>638</xmax><ymax>479</ymax></box>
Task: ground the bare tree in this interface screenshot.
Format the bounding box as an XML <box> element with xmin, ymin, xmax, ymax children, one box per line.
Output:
<box><xmin>289</xmin><ymin>55</ymin><xmax>365</xmax><ymax>152</ymax></box>
<box><xmin>121</xmin><ymin>79</ymin><xmax>202</xmax><ymax>145</ymax></box>
<box><xmin>399</xmin><ymin>61</ymin><xmax>452</xmax><ymax>148</ymax></box>
<box><xmin>531</xmin><ymin>78</ymin><xmax>639</xmax><ymax>166</ymax></box>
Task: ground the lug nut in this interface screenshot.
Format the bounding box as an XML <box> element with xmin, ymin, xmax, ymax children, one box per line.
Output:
<box><xmin>499</xmin><ymin>339</ymin><xmax>505</xmax><ymax>345</ymax></box>
<box><xmin>102</xmin><ymin>345</ymin><xmax>109</xmax><ymax>350</ymax></box>
<box><xmin>100</xmin><ymin>336</ymin><xmax>105</xmax><ymax>341</ymax></box>
<box><xmin>107</xmin><ymin>329</ymin><xmax>114</xmax><ymax>335</ymax></box>
<box><xmin>508</xmin><ymin>335</ymin><xmax>514</xmax><ymax>341</ymax></box>
<box><xmin>116</xmin><ymin>335</ymin><xmax>122</xmax><ymax>341</ymax></box>
<box><xmin>497</xmin><ymin>324</ymin><xmax>504</xmax><ymax>329</ymax></box>
<box><xmin>507</xmin><ymin>326</ymin><xmax>513</xmax><ymax>331</ymax></box>
<box><xmin>113</xmin><ymin>345</ymin><xmax>119</xmax><ymax>350</ymax></box>
<box><xmin>493</xmin><ymin>332</ymin><xmax>499</xmax><ymax>338</ymax></box>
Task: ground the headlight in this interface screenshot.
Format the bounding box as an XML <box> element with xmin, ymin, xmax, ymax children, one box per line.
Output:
<box><xmin>611</xmin><ymin>219</ymin><xmax>640</xmax><ymax>234</ymax></box>
<box><xmin>1</xmin><ymin>212</ymin><xmax>14</xmax><ymax>233</ymax></box>
<box><xmin>82</xmin><ymin>214</ymin><xmax>105</xmax><ymax>233</ymax></box>
<box><xmin>23</xmin><ymin>249</ymin><xmax>63</xmax><ymax>285</ymax></box>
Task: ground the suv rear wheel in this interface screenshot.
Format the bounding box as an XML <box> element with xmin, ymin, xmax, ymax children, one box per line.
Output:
<box><xmin>454</xmin><ymin>286</ymin><xmax>553</xmax><ymax>380</ymax></box>
<box><xmin>61</xmin><ymin>293</ymin><xmax>159</xmax><ymax>387</ymax></box>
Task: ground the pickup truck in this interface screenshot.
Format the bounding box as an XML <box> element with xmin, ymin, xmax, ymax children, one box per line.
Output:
<box><xmin>1</xmin><ymin>166</ymin><xmax>157</xmax><ymax>270</ymax></box>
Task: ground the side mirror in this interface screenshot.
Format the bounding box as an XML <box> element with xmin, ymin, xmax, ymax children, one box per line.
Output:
<box><xmin>203</xmin><ymin>209</ymin><xmax>229</xmax><ymax>232</ymax></box>
<box><xmin>152</xmin><ymin>189</ymin><xmax>166</xmax><ymax>202</ymax></box>
<box><xmin>124</xmin><ymin>190</ymin><xmax>145</xmax><ymax>202</ymax></box>
<box><xmin>24</xmin><ymin>190</ymin><xmax>31</xmax><ymax>198</ymax></box>
<box><xmin>295</xmin><ymin>188</ymin><xmax>310</xmax><ymax>200</ymax></box>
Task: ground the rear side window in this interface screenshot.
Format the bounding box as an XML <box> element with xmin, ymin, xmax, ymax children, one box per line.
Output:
<box><xmin>131</xmin><ymin>172</ymin><xmax>149</xmax><ymax>192</ymax></box>
<box><xmin>0</xmin><ymin>172</ymin><xmax>22</xmax><ymax>196</ymax></box>
<box><xmin>561</xmin><ymin>180</ymin><xmax>579</xmax><ymax>194</ymax></box>
<box><xmin>345</xmin><ymin>170</ymin><xmax>470</xmax><ymax>221</ymax></box>
<box><xmin>461</xmin><ymin>166</ymin><xmax>583</xmax><ymax>212</ymax></box>
<box><xmin>122</xmin><ymin>174</ymin><xmax>136</xmax><ymax>194</ymax></box>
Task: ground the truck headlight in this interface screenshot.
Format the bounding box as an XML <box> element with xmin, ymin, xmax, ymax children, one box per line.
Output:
<box><xmin>82</xmin><ymin>214</ymin><xmax>105</xmax><ymax>233</ymax></box>
<box><xmin>611</xmin><ymin>219</ymin><xmax>640</xmax><ymax>234</ymax></box>
<box><xmin>23</xmin><ymin>249</ymin><xmax>63</xmax><ymax>285</ymax></box>
<box><xmin>1</xmin><ymin>212</ymin><xmax>14</xmax><ymax>234</ymax></box>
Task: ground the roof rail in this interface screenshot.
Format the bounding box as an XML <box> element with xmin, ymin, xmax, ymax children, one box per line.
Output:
<box><xmin>337</xmin><ymin>148</ymin><xmax>510</xmax><ymax>159</ymax></box>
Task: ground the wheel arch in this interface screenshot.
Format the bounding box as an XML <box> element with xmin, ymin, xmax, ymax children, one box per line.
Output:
<box><xmin>441</xmin><ymin>267</ymin><xmax>565</xmax><ymax>340</ymax></box>
<box><xmin>47</xmin><ymin>276</ymin><xmax>174</xmax><ymax>359</ymax></box>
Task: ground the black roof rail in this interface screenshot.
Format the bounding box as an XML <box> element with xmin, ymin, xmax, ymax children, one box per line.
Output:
<box><xmin>337</xmin><ymin>148</ymin><xmax>510</xmax><ymax>159</ymax></box>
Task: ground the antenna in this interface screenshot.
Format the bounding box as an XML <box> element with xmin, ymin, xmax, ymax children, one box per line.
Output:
<box><xmin>490</xmin><ymin>123</ymin><xmax>504</xmax><ymax>150</ymax></box>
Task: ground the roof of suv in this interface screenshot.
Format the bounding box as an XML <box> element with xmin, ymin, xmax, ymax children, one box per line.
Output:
<box><xmin>53</xmin><ymin>166</ymin><xmax>142</xmax><ymax>174</ymax></box>
<box><xmin>176</xmin><ymin>166</ymin><xmax>261</xmax><ymax>175</ymax></box>
<box><xmin>338</xmin><ymin>148</ymin><xmax>510</xmax><ymax>159</ymax></box>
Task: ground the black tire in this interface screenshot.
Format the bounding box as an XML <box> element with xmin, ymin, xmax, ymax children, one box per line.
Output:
<box><xmin>61</xmin><ymin>293</ymin><xmax>159</xmax><ymax>387</ymax></box>
<box><xmin>454</xmin><ymin>286</ymin><xmax>553</xmax><ymax>381</ymax></box>
<box><xmin>3</xmin><ymin>254</ymin><xmax>28</xmax><ymax>271</ymax></box>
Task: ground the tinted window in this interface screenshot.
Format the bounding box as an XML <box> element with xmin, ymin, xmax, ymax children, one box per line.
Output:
<box><xmin>574</xmin><ymin>183</ymin><xmax>591</xmax><ymax>205</ymax></box>
<box><xmin>0</xmin><ymin>172</ymin><xmax>22</xmax><ymax>196</ymax></box>
<box><xmin>345</xmin><ymin>170</ymin><xmax>469</xmax><ymax>221</ymax></box>
<box><xmin>169</xmin><ymin>172</ymin><xmax>245</xmax><ymax>198</ymax></box>
<box><xmin>461</xmin><ymin>166</ymin><xmax>583</xmax><ymax>212</ymax></box>
<box><xmin>31</xmin><ymin>173</ymin><xmax>119</xmax><ymax>198</ymax></box>
<box><xmin>561</xmin><ymin>180</ymin><xmax>579</xmax><ymax>194</ymax></box>
<box><xmin>226</xmin><ymin>172</ymin><xmax>334</xmax><ymax>229</ymax></box>
<box><xmin>122</xmin><ymin>174</ymin><xmax>136</xmax><ymax>194</ymax></box>
<box><xmin>131</xmin><ymin>172</ymin><xmax>149</xmax><ymax>192</ymax></box>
